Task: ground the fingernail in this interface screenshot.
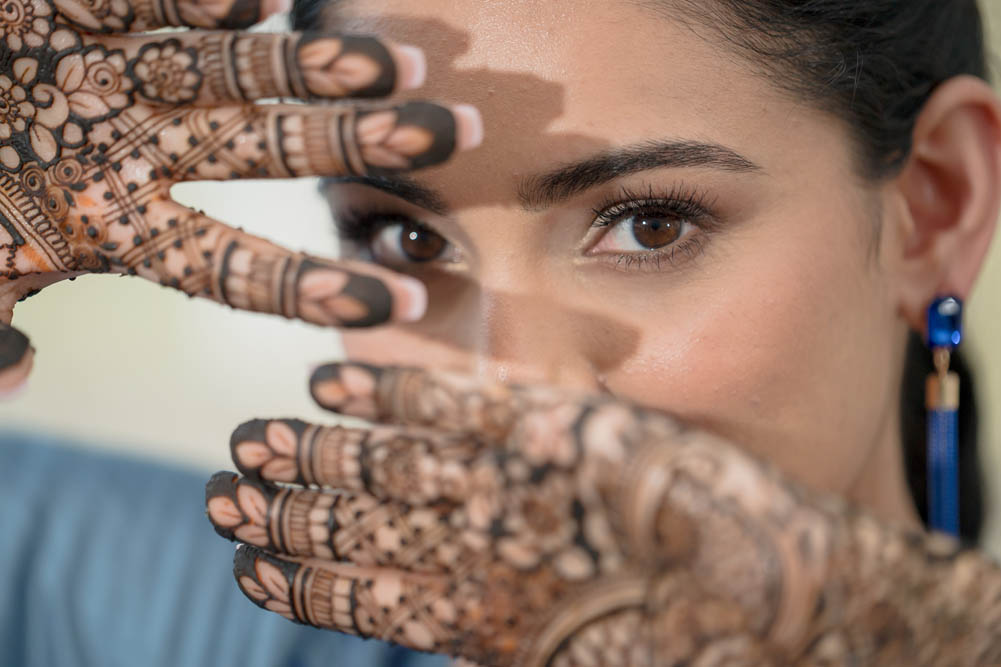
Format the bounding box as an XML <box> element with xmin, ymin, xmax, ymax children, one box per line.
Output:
<box><xmin>261</xmin><ymin>0</ymin><xmax>291</xmax><ymax>17</ymax></box>
<box><xmin>450</xmin><ymin>104</ymin><xmax>484</xmax><ymax>151</ymax></box>
<box><xmin>392</xmin><ymin>44</ymin><xmax>427</xmax><ymax>91</ymax></box>
<box><xmin>393</xmin><ymin>275</ymin><xmax>428</xmax><ymax>323</ymax></box>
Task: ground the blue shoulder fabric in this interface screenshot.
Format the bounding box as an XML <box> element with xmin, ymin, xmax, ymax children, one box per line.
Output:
<box><xmin>0</xmin><ymin>432</ymin><xmax>448</xmax><ymax>667</ymax></box>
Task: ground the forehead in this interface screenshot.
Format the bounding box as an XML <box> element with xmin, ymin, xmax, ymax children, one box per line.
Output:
<box><xmin>323</xmin><ymin>0</ymin><xmax>827</xmax><ymax>202</ymax></box>
<box><xmin>329</xmin><ymin>0</ymin><xmax>771</xmax><ymax>126</ymax></box>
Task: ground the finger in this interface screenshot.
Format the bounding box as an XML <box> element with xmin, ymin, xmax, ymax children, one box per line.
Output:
<box><xmin>130</xmin><ymin>101</ymin><xmax>481</xmax><ymax>182</ymax></box>
<box><xmin>223</xmin><ymin>419</ymin><xmax>606</xmax><ymax>574</ymax></box>
<box><xmin>308</xmin><ymin>363</ymin><xmax>683</xmax><ymax>446</ymax></box>
<box><xmin>207</xmin><ymin>473</ymin><xmax>479</xmax><ymax>574</ymax></box>
<box><xmin>232</xmin><ymin>544</ymin><xmax>467</xmax><ymax>656</ymax></box>
<box><xmin>309</xmin><ymin>362</ymin><xmax>532</xmax><ymax>440</ymax></box>
<box><xmin>93</xmin><ymin>32</ymin><xmax>425</xmax><ymax>106</ymax></box>
<box><xmin>104</xmin><ymin>201</ymin><xmax>428</xmax><ymax>326</ymax></box>
<box><xmin>228</xmin><ymin>418</ymin><xmax>480</xmax><ymax>504</ymax></box>
<box><xmin>54</xmin><ymin>0</ymin><xmax>287</xmax><ymax>33</ymax></box>
<box><xmin>0</xmin><ymin>323</ymin><xmax>33</xmax><ymax>396</ymax></box>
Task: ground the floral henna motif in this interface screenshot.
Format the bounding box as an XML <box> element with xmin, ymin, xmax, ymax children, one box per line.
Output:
<box><xmin>56</xmin><ymin>45</ymin><xmax>132</xmax><ymax>118</ymax></box>
<box><xmin>129</xmin><ymin>39</ymin><xmax>201</xmax><ymax>104</ymax></box>
<box><xmin>0</xmin><ymin>0</ymin><xmax>53</xmax><ymax>51</ymax></box>
<box><xmin>0</xmin><ymin>0</ymin><xmax>472</xmax><ymax>327</ymax></box>
<box><xmin>210</xmin><ymin>363</ymin><xmax>1001</xmax><ymax>666</ymax></box>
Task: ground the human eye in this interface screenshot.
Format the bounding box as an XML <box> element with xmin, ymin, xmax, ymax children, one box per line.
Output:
<box><xmin>586</xmin><ymin>184</ymin><xmax>719</xmax><ymax>272</ymax></box>
<box><xmin>333</xmin><ymin>209</ymin><xmax>454</xmax><ymax>267</ymax></box>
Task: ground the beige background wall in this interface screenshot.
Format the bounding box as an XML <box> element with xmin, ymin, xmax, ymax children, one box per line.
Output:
<box><xmin>3</xmin><ymin>6</ymin><xmax>1001</xmax><ymax>551</ymax></box>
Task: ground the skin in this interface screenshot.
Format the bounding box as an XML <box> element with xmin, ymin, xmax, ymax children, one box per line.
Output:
<box><xmin>204</xmin><ymin>1</ymin><xmax>1001</xmax><ymax>665</ymax></box>
<box><xmin>0</xmin><ymin>0</ymin><xmax>485</xmax><ymax>391</ymax></box>
<box><xmin>324</xmin><ymin>0</ymin><xmax>921</xmax><ymax>525</ymax></box>
<box><xmin>208</xmin><ymin>362</ymin><xmax>1001</xmax><ymax>666</ymax></box>
<box><xmin>3</xmin><ymin>0</ymin><xmax>998</xmax><ymax>662</ymax></box>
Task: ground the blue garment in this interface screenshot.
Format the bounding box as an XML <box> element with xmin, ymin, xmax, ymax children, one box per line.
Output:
<box><xmin>0</xmin><ymin>432</ymin><xmax>449</xmax><ymax>667</ymax></box>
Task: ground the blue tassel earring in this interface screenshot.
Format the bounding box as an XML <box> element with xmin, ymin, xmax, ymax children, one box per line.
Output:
<box><xmin>926</xmin><ymin>296</ymin><xmax>963</xmax><ymax>537</ymax></box>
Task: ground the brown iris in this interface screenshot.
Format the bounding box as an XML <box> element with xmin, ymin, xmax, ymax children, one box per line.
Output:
<box><xmin>631</xmin><ymin>215</ymin><xmax>683</xmax><ymax>249</ymax></box>
<box><xmin>399</xmin><ymin>221</ymin><xmax>446</xmax><ymax>262</ymax></box>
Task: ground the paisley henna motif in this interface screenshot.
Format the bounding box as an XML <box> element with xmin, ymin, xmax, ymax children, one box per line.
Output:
<box><xmin>207</xmin><ymin>363</ymin><xmax>1001</xmax><ymax>666</ymax></box>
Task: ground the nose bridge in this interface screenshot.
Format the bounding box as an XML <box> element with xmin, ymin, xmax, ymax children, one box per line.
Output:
<box><xmin>472</xmin><ymin>287</ymin><xmax>602</xmax><ymax>391</ymax></box>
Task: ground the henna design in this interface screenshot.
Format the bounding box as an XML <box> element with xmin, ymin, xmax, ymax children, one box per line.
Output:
<box><xmin>129</xmin><ymin>39</ymin><xmax>201</xmax><ymax>104</ymax></box>
<box><xmin>56</xmin><ymin>0</ymin><xmax>258</xmax><ymax>32</ymax></box>
<box><xmin>209</xmin><ymin>363</ymin><xmax>1001</xmax><ymax>666</ymax></box>
<box><xmin>0</xmin><ymin>0</ymin><xmax>474</xmax><ymax>326</ymax></box>
<box><xmin>187</xmin><ymin>32</ymin><xmax>400</xmax><ymax>105</ymax></box>
<box><xmin>0</xmin><ymin>321</ymin><xmax>29</xmax><ymax>370</ymax></box>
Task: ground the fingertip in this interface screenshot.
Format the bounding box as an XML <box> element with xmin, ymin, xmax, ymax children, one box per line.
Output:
<box><xmin>309</xmin><ymin>363</ymin><xmax>341</xmax><ymax>389</ymax></box>
<box><xmin>451</xmin><ymin>104</ymin><xmax>484</xmax><ymax>151</ymax></box>
<box><xmin>205</xmin><ymin>471</ymin><xmax>240</xmax><ymax>503</ymax></box>
<box><xmin>392</xmin><ymin>275</ymin><xmax>428</xmax><ymax>323</ymax></box>
<box><xmin>392</xmin><ymin>44</ymin><xmax>427</xmax><ymax>91</ymax></box>
<box><xmin>231</xmin><ymin>419</ymin><xmax>270</xmax><ymax>452</ymax></box>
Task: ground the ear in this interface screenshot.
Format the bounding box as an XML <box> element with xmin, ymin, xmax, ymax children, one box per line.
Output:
<box><xmin>888</xmin><ymin>75</ymin><xmax>1001</xmax><ymax>333</ymax></box>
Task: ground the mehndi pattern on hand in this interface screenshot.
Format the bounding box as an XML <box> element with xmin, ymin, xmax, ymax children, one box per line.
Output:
<box><xmin>0</xmin><ymin>0</ymin><xmax>481</xmax><ymax>384</ymax></box>
<box><xmin>208</xmin><ymin>362</ymin><xmax>1001</xmax><ymax>666</ymax></box>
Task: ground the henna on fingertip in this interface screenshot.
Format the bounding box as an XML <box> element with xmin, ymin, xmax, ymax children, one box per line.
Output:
<box><xmin>102</xmin><ymin>31</ymin><xmax>426</xmax><ymax>107</ymax></box>
<box><xmin>0</xmin><ymin>323</ymin><xmax>32</xmax><ymax>394</ymax></box>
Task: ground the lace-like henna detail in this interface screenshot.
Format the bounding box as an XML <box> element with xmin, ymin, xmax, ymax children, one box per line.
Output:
<box><xmin>208</xmin><ymin>363</ymin><xmax>1001</xmax><ymax>666</ymax></box>
<box><xmin>56</xmin><ymin>0</ymin><xmax>262</xmax><ymax>32</ymax></box>
<box><xmin>192</xmin><ymin>32</ymin><xmax>398</xmax><ymax>104</ymax></box>
<box><xmin>0</xmin><ymin>15</ymin><xmax>461</xmax><ymax>327</ymax></box>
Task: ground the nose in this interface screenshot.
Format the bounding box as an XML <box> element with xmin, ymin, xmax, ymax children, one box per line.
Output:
<box><xmin>469</xmin><ymin>288</ymin><xmax>609</xmax><ymax>392</ymax></box>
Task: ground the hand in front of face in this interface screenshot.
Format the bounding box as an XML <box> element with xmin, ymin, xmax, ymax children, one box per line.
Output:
<box><xmin>0</xmin><ymin>0</ymin><xmax>480</xmax><ymax>393</ymax></box>
<box><xmin>206</xmin><ymin>363</ymin><xmax>853</xmax><ymax>667</ymax></box>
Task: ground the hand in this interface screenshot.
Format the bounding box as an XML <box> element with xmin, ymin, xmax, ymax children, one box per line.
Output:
<box><xmin>207</xmin><ymin>362</ymin><xmax>853</xmax><ymax>666</ymax></box>
<box><xmin>0</xmin><ymin>0</ymin><xmax>482</xmax><ymax>393</ymax></box>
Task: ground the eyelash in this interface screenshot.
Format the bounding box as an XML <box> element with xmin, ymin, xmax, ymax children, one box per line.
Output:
<box><xmin>332</xmin><ymin>182</ymin><xmax>720</xmax><ymax>272</ymax></box>
<box><xmin>588</xmin><ymin>183</ymin><xmax>718</xmax><ymax>271</ymax></box>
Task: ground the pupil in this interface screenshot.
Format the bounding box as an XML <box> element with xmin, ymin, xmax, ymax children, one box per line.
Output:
<box><xmin>631</xmin><ymin>215</ymin><xmax>681</xmax><ymax>249</ymax></box>
<box><xmin>400</xmin><ymin>223</ymin><xmax>445</xmax><ymax>262</ymax></box>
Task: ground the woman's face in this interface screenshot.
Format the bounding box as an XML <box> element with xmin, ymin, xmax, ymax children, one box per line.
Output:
<box><xmin>323</xmin><ymin>1</ymin><xmax>913</xmax><ymax>515</ymax></box>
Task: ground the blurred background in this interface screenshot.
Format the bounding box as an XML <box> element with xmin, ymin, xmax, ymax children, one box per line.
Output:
<box><xmin>3</xmin><ymin>5</ymin><xmax>1001</xmax><ymax>555</ymax></box>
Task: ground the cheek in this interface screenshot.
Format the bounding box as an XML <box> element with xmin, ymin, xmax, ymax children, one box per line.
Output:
<box><xmin>604</xmin><ymin>218</ymin><xmax>897</xmax><ymax>494</ymax></box>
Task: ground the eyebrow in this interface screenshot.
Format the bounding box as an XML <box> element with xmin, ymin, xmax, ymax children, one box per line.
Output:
<box><xmin>322</xmin><ymin>174</ymin><xmax>450</xmax><ymax>216</ymax></box>
<box><xmin>519</xmin><ymin>140</ymin><xmax>761</xmax><ymax>210</ymax></box>
<box><xmin>323</xmin><ymin>139</ymin><xmax>760</xmax><ymax>214</ymax></box>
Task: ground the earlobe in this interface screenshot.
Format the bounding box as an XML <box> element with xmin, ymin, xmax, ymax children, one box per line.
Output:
<box><xmin>891</xmin><ymin>75</ymin><xmax>1001</xmax><ymax>332</ymax></box>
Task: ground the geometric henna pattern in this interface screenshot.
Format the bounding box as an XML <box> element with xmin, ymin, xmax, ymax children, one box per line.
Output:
<box><xmin>208</xmin><ymin>363</ymin><xmax>1001</xmax><ymax>667</ymax></box>
<box><xmin>0</xmin><ymin>0</ymin><xmax>475</xmax><ymax>329</ymax></box>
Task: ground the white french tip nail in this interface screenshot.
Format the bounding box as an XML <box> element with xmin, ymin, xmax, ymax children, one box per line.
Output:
<box><xmin>394</xmin><ymin>45</ymin><xmax>427</xmax><ymax>90</ymax></box>
<box><xmin>396</xmin><ymin>276</ymin><xmax>428</xmax><ymax>323</ymax></box>
<box><xmin>451</xmin><ymin>104</ymin><xmax>484</xmax><ymax>151</ymax></box>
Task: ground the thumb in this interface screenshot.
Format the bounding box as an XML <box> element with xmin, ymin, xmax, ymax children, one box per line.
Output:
<box><xmin>0</xmin><ymin>323</ymin><xmax>32</xmax><ymax>397</ymax></box>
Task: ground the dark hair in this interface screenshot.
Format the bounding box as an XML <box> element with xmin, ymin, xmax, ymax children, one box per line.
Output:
<box><xmin>661</xmin><ymin>0</ymin><xmax>989</xmax><ymax>180</ymax></box>
<box><xmin>651</xmin><ymin>0</ymin><xmax>989</xmax><ymax>543</ymax></box>
<box><xmin>293</xmin><ymin>0</ymin><xmax>989</xmax><ymax>542</ymax></box>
